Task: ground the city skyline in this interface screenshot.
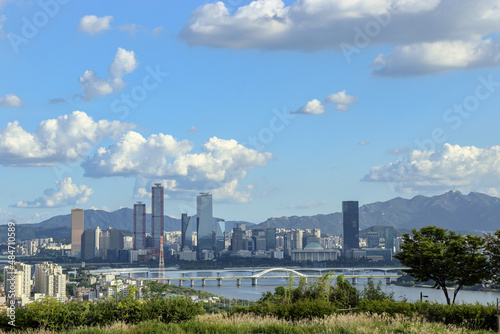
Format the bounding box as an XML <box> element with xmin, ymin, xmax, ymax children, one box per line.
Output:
<box><xmin>2</xmin><ymin>1</ymin><xmax>500</xmax><ymax>226</ymax></box>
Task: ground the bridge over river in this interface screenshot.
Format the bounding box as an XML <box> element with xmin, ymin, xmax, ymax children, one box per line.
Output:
<box><xmin>90</xmin><ymin>267</ymin><xmax>403</xmax><ymax>288</ymax></box>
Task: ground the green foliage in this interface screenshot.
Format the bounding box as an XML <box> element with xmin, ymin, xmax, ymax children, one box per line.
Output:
<box><xmin>357</xmin><ymin>299</ymin><xmax>497</xmax><ymax>331</ymax></box>
<box><xmin>0</xmin><ymin>293</ymin><xmax>205</xmax><ymax>332</ymax></box>
<box><xmin>395</xmin><ymin>225</ymin><xmax>489</xmax><ymax>304</ymax></box>
<box><xmin>329</xmin><ymin>275</ymin><xmax>359</xmax><ymax>309</ymax></box>
<box><xmin>360</xmin><ymin>279</ymin><xmax>394</xmax><ymax>301</ymax></box>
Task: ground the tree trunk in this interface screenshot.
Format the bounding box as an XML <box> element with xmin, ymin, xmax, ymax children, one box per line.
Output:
<box><xmin>452</xmin><ymin>285</ymin><xmax>463</xmax><ymax>304</ymax></box>
<box><xmin>441</xmin><ymin>285</ymin><xmax>451</xmax><ymax>305</ymax></box>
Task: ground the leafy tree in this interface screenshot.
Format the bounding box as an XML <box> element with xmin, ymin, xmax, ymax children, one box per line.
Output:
<box><xmin>484</xmin><ymin>230</ymin><xmax>500</xmax><ymax>285</ymax></box>
<box><xmin>395</xmin><ymin>226</ymin><xmax>489</xmax><ymax>305</ymax></box>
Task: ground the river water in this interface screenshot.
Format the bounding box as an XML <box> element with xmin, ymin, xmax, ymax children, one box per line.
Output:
<box><xmin>93</xmin><ymin>267</ymin><xmax>500</xmax><ymax>304</ymax></box>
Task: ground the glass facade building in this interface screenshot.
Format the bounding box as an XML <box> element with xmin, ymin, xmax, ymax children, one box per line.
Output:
<box><xmin>152</xmin><ymin>183</ymin><xmax>164</xmax><ymax>250</ymax></box>
<box><xmin>133</xmin><ymin>202</ymin><xmax>146</xmax><ymax>250</ymax></box>
<box><xmin>196</xmin><ymin>193</ymin><xmax>213</xmax><ymax>257</ymax></box>
<box><xmin>342</xmin><ymin>201</ymin><xmax>359</xmax><ymax>250</ymax></box>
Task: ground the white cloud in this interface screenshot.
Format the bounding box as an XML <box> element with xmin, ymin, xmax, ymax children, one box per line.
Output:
<box><xmin>325</xmin><ymin>90</ymin><xmax>358</xmax><ymax>104</ymax></box>
<box><xmin>78</xmin><ymin>47</ymin><xmax>138</xmax><ymax>100</ymax></box>
<box><xmin>0</xmin><ymin>94</ymin><xmax>22</xmax><ymax>107</ymax></box>
<box><xmin>0</xmin><ymin>111</ymin><xmax>134</xmax><ymax>166</ymax></box>
<box><xmin>372</xmin><ymin>39</ymin><xmax>500</xmax><ymax>76</ymax></box>
<box><xmin>12</xmin><ymin>177</ymin><xmax>93</xmax><ymax>208</ymax></box>
<box><xmin>83</xmin><ymin>134</ymin><xmax>273</xmax><ymax>203</ymax></box>
<box><xmin>363</xmin><ymin>143</ymin><xmax>500</xmax><ymax>194</ymax></box>
<box><xmin>152</xmin><ymin>26</ymin><xmax>164</xmax><ymax>35</ymax></box>
<box><xmin>188</xmin><ymin>126</ymin><xmax>198</xmax><ymax>134</ymax></box>
<box><xmin>292</xmin><ymin>99</ymin><xmax>324</xmax><ymax>114</ymax></box>
<box><xmin>358</xmin><ymin>141</ymin><xmax>370</xmax><ymax>145</ymax></box>
<box><xmin>325</xmin><ymin>90</ymin><xmax>358</xmax><ymax>111</ymax></box>
<box><xmin>181</xmin><ymin>0</ymin><xmax>500</xmax><ymax>75</ymax></box>
<box><xmin>78</xmin><ymin>15</ymin><xmax>113</xmax><ymax>35</ymax></box>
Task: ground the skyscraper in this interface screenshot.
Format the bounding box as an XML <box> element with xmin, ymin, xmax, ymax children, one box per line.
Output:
<box><xmin>134</xmin><ymin>202</ymin><xmax>146</xmax><ymax>250</ymax></box>
<box><xmin>215</xmin><ymin>218</ymin><xmax>225</xmax><ymax>253</ymax></box>
<box><xmin>342</xmin><ymin>201</ymin><xmax>359</xmax><ymax>250</ymax></box>
<box><xmin>196</xmin><ymin>193</ymin><xmax>213</xmax><ymax>258</ymax></box>
<box><xmin>81</xmin><ymin>229</ymin><xmax>96</xmax><ymax>260</ymax></box>
<box><xmin>152</xmin><ymin>183</ymin><xmax>164</xmax><ymax>250</ymax></box>
<box><xmin>181</xmin><ymin>213</ymin><xmax>193</xmax><ymax>250</ymax></box>
<box><xmin>71</xmin><ymin>208</ymin><xmax>84</xmax><ymax>256</ymax></box>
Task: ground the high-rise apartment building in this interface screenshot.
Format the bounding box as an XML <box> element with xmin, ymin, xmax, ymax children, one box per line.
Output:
<box><xmin>342</xmin><ymin>201</ymin><xmax>359</xmax><ymax>250</ymax></box>
<box><xmin>4</xmin><ymin>262</ymin><xmax>31</xmax><ymax>304</ymax></box>
<box><xmin>152</xmin><ymin>183</ymin><xmax>164</xmax><ymax>250</ymax></box>
<box><xmin>134</xmin><ymin>202</ymin><xmax>146</xmax><ymax>250</ymax></box>
<box><xmin>71</xmin><ymin>208</ymin><xmax>84</xmax><ymax>256</ymax></box>
<box><xmin>34</xmin><ymin>262</ymin><xmax>66</xmax><ymax>302</ymax></box>
<box><xmin>196</xmin><ymin>193</ymin><xmax>213</xmax><ymax>258</ymax></box>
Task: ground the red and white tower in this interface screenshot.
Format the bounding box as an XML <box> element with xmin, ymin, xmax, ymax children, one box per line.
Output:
<box><xmin>158</xmin><ymin>236</ymin><xmax>165</xmax><ymax>284</ymax></box>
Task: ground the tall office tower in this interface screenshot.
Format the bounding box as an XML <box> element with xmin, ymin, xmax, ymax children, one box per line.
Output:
<box><xmin>152</xmin><ymin>183</ymin><xmax>164</xmax><ymax>250</ymax></box>
<box><xmin>109</xmin><ymin>228</ymin><xmax>124</xmax><ymax>250</ymax></box>
<box><xmin>215</xmin><ymin>218</ymin><xmax>225</xmax><ymax>253</ymax></box>
<box><xmin>384</xmin><ymin>227</ymin><xmax>395</xmax><ymax>253</ymax></box>
<box><xmin>196</xmin><ymin>193</ymin><xmax>213</xmax><ymax>257</ymax></box>
<box><xmin>231</xmin><ymin>227</ymin><xmax>244</xmax><ymax>252</ymax></box>
<box><xmin>284</xmin><ymin>231</ymin><xmax>293</xmax><ymax>256</ymax></box>
<box><xmin>181</xmin><ymin>213</ymin><xmax>193</xmax><ymax>250</ymax></box>
<box><xmin>34</xmin><ymin>262</ymin><xmax>66</xmax><ymax>301</ymax></box>
<box><xmin>81</xmin><ymin>229</ymin><xmax>96</xmax><ymax>260</ymax></box>
<box><xmin>99</xmin><ymin>230</ymin><xmax>110</xmax><ymax>259</ymax></box>
<box><xmin>4</xmin><ymin>262</ymin><xmax>31</xmax><ymax>304</ymax></box>
<box><xmin>134</xmin><ymin>202</ymin><xmax>146</xmax><ymax>250</ymax></box>
<box><xmin>71</xmin><ymin>208</ymin><xmax>84</xmax><ymax>256</ymax></box>
<box><xmin>265</xmin><ymin>228</ymin><xmax>277</xmax><ymax>250</ymax></box>
<box><xmin>366</xmin><ymin>231</ymin><xmax>380</xmax><ymax>248</ymax></box>
<box><xmin>342</xmin><ymin>201</ymin><xmax>359</xmax><ymax>250</ymax></box>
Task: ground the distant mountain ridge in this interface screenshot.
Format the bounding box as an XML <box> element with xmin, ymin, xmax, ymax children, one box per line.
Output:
<box><xmin>2</xmin><ymin>190</ymin><xmax>500</xmax><ymax>242</ymax></box>
<box><xmin>256</xmin><ymin>191</ymin><xmax>500</xmax><ymax>234</ymax></box>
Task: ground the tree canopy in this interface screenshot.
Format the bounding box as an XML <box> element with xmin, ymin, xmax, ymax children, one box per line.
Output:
<box><xmin>395</xmin><ymin>226</ymin><xmax>489</xmax><ymax>305</ymax></box>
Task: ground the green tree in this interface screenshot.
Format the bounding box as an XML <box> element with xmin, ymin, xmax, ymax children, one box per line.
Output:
<box><xmin>485</xmin><ymin>230</ymin><xmax>500</xmax><ymax>284</ymax></box>
<box><xmin>395</xmin><ymin>226</ymin><xmax>489</xmax><ymax>305</ymax></box>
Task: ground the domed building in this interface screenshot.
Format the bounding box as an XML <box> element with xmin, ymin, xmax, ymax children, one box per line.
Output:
<box><xmin>291</xmin><ymin>242</ymin><xmax>340</xmax><ymax>262</ymax></box>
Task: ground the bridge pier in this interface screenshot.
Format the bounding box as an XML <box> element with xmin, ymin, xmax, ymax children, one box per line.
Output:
<box><xmin>190</xmin><ymin>279</ymin><xmax>194</xmax><ymax>287</ymax></box>
<box><xmin>217</xmin><ymin>278</ymin><xmax>222</xmax><ymax>287</ymax></box>
<box><xmin>179</xmin><ymin>280</ymin><xmax>183</xmax><ymax>287</ymax></box>
<box><xmin>386</xmin><ymin>277</ymin><xmax>391</xmax><ymax>285</ymax></box>
<box><xmin>201</xmin><ymin>278</ymin><xmax>206</xmax><ymax>287</ymax></box>
<box><xmin>252</xmin><ymin>278</ymin><xmax>258</xmax><ymax>286</ymax></box>
<box><xmin>351</xmin><ymin>277</ymin><xmax>357</xmax><ymax>285</ymax></box>
<box><xmin>236</xmin><ymin>278</ymin><xmax>241</xmax><ymax>287</ymax></box>
<box><xmin>167</xmin><ymin>279</ymin><xmax>171</xmax><ymax>285</ymax></box>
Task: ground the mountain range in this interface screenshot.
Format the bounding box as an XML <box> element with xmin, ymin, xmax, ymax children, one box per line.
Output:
<box><xmin>2</xmin><ymin>190</ymin><xmax>500</xmax><ymax>242</ymax></box>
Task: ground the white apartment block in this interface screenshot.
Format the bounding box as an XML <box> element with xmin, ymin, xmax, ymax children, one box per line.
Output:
<box><xmin>4</xmin><ymin>262</ymin><xmax>32</xmax><ymax>304</ymax></box>
<box><xmin>34</xmin><ymin>262</ymin><xmax>66</xmax><ymax>302</ymax></box>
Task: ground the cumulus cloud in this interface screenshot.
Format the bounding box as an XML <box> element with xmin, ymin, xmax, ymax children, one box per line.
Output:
<box><xmin>292</xmin><ymin>99</ymin><xmax>324</xmax><ymax>114</ymax></box>
<box><xmin>78</xmin><ymin>47</ymin><xmax>138</xmax><ymax>100</ymax></box>
<box><xmin>0</xmin><ymin>94</ymin><xmax>22</xmax><ymax>107</ymax></box>
<box><xmin>181</xmin><ymin>0</ymin><xmax>500</xmax><ymax>75</ymax></box>
<box><xmin>0</xmin><ymin>111</ymin><xmax>134</xmax><ymax>166</ymax></box>
<box><xmin>12</xmin><ymin>177</ymin><xmax>93</xmax><ymax>208</ymax></box>
<box><xmin>78</xmin><ymin>15</ymin><xmax>113</xmax><ymax>35</ymax></box>
<box><xmin>83</xmin><ymin>134</ymin><xmax>273</xmax><ymax>203</ymax></box>
<box><xmin>325</xmin><ymin>90</ymin><xmax>358</xmax><ymax>110</ymax></box>
<box><xmin>363</xmin><ymin>143</ymin><xmax>500</xmax><ymax>194</ymax></box>
<box><xmin>372</xmin><ymin>39</ymin><xmax>500</xmax><ymax>76</ymax></box>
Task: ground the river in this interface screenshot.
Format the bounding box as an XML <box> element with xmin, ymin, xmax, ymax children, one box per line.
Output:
<box><xmin>91</xmin><ymin>267</ymin><xmax>500</xmax><ymax>304</ymax></box>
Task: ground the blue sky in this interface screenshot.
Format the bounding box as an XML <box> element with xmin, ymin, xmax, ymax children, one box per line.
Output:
<box><xmin>2</xmin><ymin>0</ymin><xmax>500</xmax><ymax>225</ymax></box>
